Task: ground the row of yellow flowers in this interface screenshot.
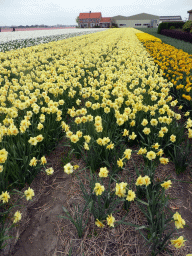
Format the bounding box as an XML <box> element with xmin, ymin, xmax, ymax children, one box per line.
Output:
<box><xmin>135</xmin><ymin>32</ymin><xmax>192</xmax><ymax>106</ymax></box>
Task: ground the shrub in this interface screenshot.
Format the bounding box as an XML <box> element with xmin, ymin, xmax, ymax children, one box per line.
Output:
<box><xmin>157</xmin><ymin>22</ymin><xmax>168</xmax><ymax>34</ymax></box>
<box><xmin>161</xmin><ymin>29</ymin><xmax>192</xmax><ymax>43</ymax></box>
<box><xmin>170</xmin><ymin>26</ymin><xmax>175</xmax><ymax>30</ymax></box>
<box><xmin>112</xmin><ymin>23</ymin><xmax>118</xmax><ymax>28</ymax></box>
<box><xmin>158</xmin><ymin>22</ymin><xmax>184</xmax><ymax>34</ymax></box>
<box><xmin>183</xmin><ymin>21</ymin><xmax>192</xmax><ymax>32</ymax></box>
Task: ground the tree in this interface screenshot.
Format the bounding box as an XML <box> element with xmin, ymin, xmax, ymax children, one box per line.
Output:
<box><xmin>76</xmin><ymin>16</ymin><xmax>79</xmax><ymax>25</ymax></box>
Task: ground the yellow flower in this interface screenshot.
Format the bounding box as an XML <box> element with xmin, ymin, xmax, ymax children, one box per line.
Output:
<box><xmin>143</xmin><ymin>176</ymin><xmax>151</xmax><ymax>186</ymax></box>
<box><xmin>116</xmin><ymin>118</ymin><xmax>124</xmax><ymax>126</ymax></box>
<box><xmin>64</xmin><ymin>163</ymin><xmax>73</xmax><ymax>174</ymax></box>
<box><xmin>146</xmin><ymin>151</ymin><xmax>156</xmax><ymax>160</ymax></box>
<box><xmin>45</xmin><ymin>167</ymin><xmax>54</xmax><ymax>175</ymax></box>
<box><xmin>40</xmin><ymin>156</ymin><xmax>47</xmax><ymax>165</ymax></box>
<box><xmin>126</xmin><ymin>190</ymin><xmax>136</xmax><ymax>201</ymax></box>
<box><xmin>136</xmin><ymin>176</ymin><xmax>145</xmax><ymax>186</ymax></box>
<box><xmin>122</xmin><ymin>129</ymin><xmax>129</xmax><ymax>136</ymax></box>
<box><xmin>188</xmin><ymin>128</ymin><xmax>192</xmax><ymax>138</ymax></box>
<box><xmin>70</xmin><ymin>135</ymin><xmax>79</xmax><ymax>143</ymax></box>
<box><xmin>96</xmin><ymin>125</ymin><xmax>103</xmax><ymax>132</ymax></box>
<box><xmin>130</xmin><ymin>120</ymin><xmax>135</xmax><ymax>127</ymax></box>
<box><xmin>84</xmin><ymin>142</ymin><xmax>89</xmax><ymax>150</ymax></box>
<box><xmin>175</xmin><ymin>114</ymin><xmax>181</xmax><ymax>120</ymax></box>
<box><xmin>97</xmin><ymin>138</ymin><xmax>103</xmax><ymax>146</ymax></box>
<box><xmin>28</xmin><ymin>137</ymin><xmax>38</xmax><ymax>146</ymax></box>
<box><xmin>185</xmin><ymin>111</ymin><xmax>190</xmax><ymax>117</ymax></box>
<box><xmin>106</xmin><ymin>143</ymin><xmax>114</xmax><ymax>150</ymax></box>
<box><xmin>36</xmin><ymin>134</ymin><xmax>44</xmax><ymax>142</ymax></box>
<box><xmin>171</xmin><ymin>236</ymin><xmax>186</xmax><ymax>248</ymax></box>
<box><xmin>157</xmin><ymin>149</ymin><xmax>164</xmax><ymax>156</ymax></box>
<box><xmin>73</xmin><ymin>165</ymin><xmax>79</xmax><ymax>170</ymax></box>
<box><xmin>161</xmin><ymin>180</ymin><xmax>172</xmax><ymax>190</ymax></box>
<box><xmin>75</xmin><ymin>117</ymin><xmax>81</xmax><ymax>124</ymax></box>
<box><xmin>117</xmin><ymin>158</ymin><xmax>124</xmax><ymax>168</ymax></box>
<box><xmin>115</xmin><ymin>182</ymin><xmax>127</xmax><ymax>197</ymax></box>
<box><xmin>76</xmin><ymin>99</ymin><xmax>81</xmax><ymax>105</ymax></box>
<box><xmin>0</xmin><ymin>191</ymin><xmax>10</xmax><ymax>203</ymax></box>
<box><xmin>170</xmin><ymin>135</ymin><xmax>176</xmax><ymax>142</ymax></box>
<box><xmin>150</xmin><ymin>119</ymin><xmax>158</xmax><ymax>126</ymax></box>
<box><xmin>129</xmin><ymin>132</ymin><xmax>137</xmax><ymax>140</ymax></box>
<box><xmin>141</xmin><ymin>119</ymin><xmax>148</xmax><ymax>126</ymax></box>
<box><xmin>137</xmin><ymin>147</ymin><xmax>147</xmax><ymax>155</ymax></box>
<box><xmin>161</xmin><ymin>127</ymin><xmax>168</xmax><ymax>133</ymax></box>
<box><xmin>173</xmin><ymin>212</ymin><xmax>185</xmax><ymax>229</ymax></box>
<box><xmin>94</xmin><ymin>183</ymin><xmax>105</xmax><ymax>196</ymax></box>
<box><xmin>66</xmin><ymin>131</ymin><xmax>73</xmax><ymax>138</ymax></box>
<box><xmin>152</xmin><ymin>143</ymin><xmax>160</xmax><ymax>150</ymax></box>
<box><xmin>37</xmin><ymin>123</ymin><xmax>44</xmax><ymax>130</ymax></box>
<box><xmin>13</xmin><ymin>211</ymin><xmax>22</xmax><ymax>223</ymax></box>
<box><xmin>104</xmin><ymin>107</ymin><xmax>110</xmax><ymax>113</ymax></box>
<box><xmin>24</xmin><ymin>187</ymin><xmax>35</xmax><ymax>201</ymax></box>
<box><xmin>95</xmin><ymin>219</ymin><xmax>105</xmax><ymax>228</ymax></box>
<box><xmin>160</xmin><ymin>157</ymin><xmax>169</xmax><ymax>165</ymax></box>
<box><xmin>123</xmin><ymin>149</ymin><xmax>132</xmax><ymax>160</ymax></box>
<box><xmin>102</xmin><ymin>137</ymin><xmax>110</xmax><ymax>145</ymax></box>
<box><xmin>99</xmin><ymin>167</ymin><xmax>109</xmax><ymax>178</ymax></box>
<box><xmin>143</xmin><ymin>127</ymin><xmax>151</xmax><ymax>135</ymax></box>
<box><xmin>158</xmin><ymin>131</ymin><xmax>164</xmax><ymax>137</ymax></box>
<box><xmin>106</xmin><ymin>214</ymin><xmax>115</xmax><ymax>227</ymax></box>
<box><xmin>29</xmin><ymin>157</ymin><xmax>37</xmax><ymax>166</ymax></box>
<box><xmin>76</xmin><ymin>131</ymin><xmax>83</xmax><ymax>138</ymax></box>
<box><xmin>84</xmin><ymin>135</ymin><xmax>91</xmax><ymax>143</ymax></box>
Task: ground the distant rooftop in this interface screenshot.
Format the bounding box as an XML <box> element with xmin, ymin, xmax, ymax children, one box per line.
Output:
<box><xmin>160</xmin><ymin>16</ymin><xmax>182</xmax><ymax>20</ymax></box>
<box><xmin>79</xmin><ymin>12</ymin><xmax>102</xmax><ymax>19</ymax></box>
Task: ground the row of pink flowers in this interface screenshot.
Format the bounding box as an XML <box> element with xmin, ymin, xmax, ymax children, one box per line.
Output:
<box><xmin>0</xmin><ymin>27</ymin><xmax>75</xmax><ymax>32</ymax></box>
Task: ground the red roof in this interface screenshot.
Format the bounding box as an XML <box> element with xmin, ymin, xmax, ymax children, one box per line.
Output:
<box><xmin>79</xmin><ymin>12</ymin><xmax>102</xmax><ymax>19</ymax></box>
<box><xmin>100</xmin><ymin>17</ymin><xmax>111</xmax><ymax>23</ymax></box>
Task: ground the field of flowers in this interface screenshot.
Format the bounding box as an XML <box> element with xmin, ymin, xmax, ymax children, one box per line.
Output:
<box><xmin>0</xmin><ymin>28</ymin><xmax>192</xmax><ymax>255</ymax></box>
<box><xmin>0</xmin><ymin>27</ymin><xmax>75</xmax><ymax>33</ymax></box>
<box><xmin>136</xmin><ymin>32</ymin><xmax>192</xmax><ymax>115</ymax></box>
<box><xmin>0</xmin><ymin>28</ymin><xmax>106</xmax><ymax>52</ymax></box>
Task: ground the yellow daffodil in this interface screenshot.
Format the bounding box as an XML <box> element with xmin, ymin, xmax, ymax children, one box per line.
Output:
<box><xmin>24</xmin><ymin>187</ymin><xmax>35</xmax><ymax>201</ymax></box>
<box><xmin>126</xmin><ymin>190</ymin><xmax>136</xmax><ymax>201</ymax></box>
<box><xmin>64</xmin><ymin>163</ymin><xmax>73</xmax><ymax>174</ymax></box>
<box><xmin>95</xmin><ymin>219</ymin><xmax>105</xmax><ymax>228</ymax></box>
<box><xmin>0</xmin><ymin>191</ymin><xmax>10</xmax><ymax>203</ymax></box>
<box><xmin>161</xmin><ymin>180</ymin><xmax>172</xmax><ymax>190</ymax></box>
<box><xmin>94</xmin><ymin>183</ymin><xmax>105</xmax><ymax>196</ymax></box>
<box><xmin>99</xmin><ymin>167</ymin><xmax>109</xmax><ymax>178</ymax></box>
<box><xmin>106</xmin><ymin>214</ymin><xmax>115</xmax><ymax>227</ymax></box>
<box><xmin>171</xmin><ymin>236</ymin><xmax>186</xmax><ymax>248</ymax></box>
<box><xmin>13</xmin><ymin>211</ymin><xmax>22</xmax><ymax>223</ymax></box>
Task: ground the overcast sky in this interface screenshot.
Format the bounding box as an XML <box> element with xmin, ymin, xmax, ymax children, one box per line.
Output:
<box><xmin>0</xmin><ymin>0</ymin><xmax>191</xmax><ymax>26</ymax></box>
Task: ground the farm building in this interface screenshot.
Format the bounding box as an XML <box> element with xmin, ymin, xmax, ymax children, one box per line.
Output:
<box><xmin>78</xmin><ymin>12</ymin><xmax>111</xmax><ymax>28</ymax></box>
<box><xmin>188</xmin><ymin>10</ymin><xmax>192</xmax><ymax>21</ymax></box>
<box><xmin>111</xmin><ymin>13</ymin><xmax>160</xmax><ymax>28</ymax></box>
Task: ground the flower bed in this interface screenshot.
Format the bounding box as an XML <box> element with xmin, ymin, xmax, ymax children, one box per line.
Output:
<box><xmin>0</xmin><ymin>28</ymin><xmax>192</xmax><ymax>255</ymax></box>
